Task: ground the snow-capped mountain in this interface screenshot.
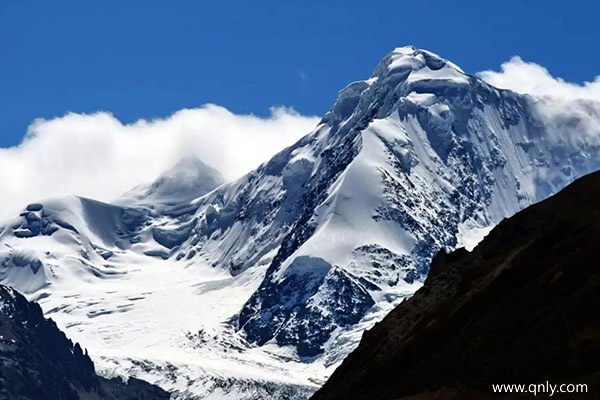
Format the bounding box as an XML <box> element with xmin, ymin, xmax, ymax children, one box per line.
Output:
<box><xmin>188</xmin><ymin>46</ymin><xmax>600</xmax><ymax>360</ymax></box>
<box><xmin>120</xmin><ymin>155</ymin><xmax>225</xmax><ymax>206</ymax></box>
<box><xmin>1</xmin><ymin>46</ymin><xmax>600</xmax><ymax>398</ymax></box>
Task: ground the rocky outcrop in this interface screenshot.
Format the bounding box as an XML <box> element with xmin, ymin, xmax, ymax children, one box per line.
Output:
<box><xmin>0</xmin><ymin>284</ymin><xmax>170</xmax><ymax>400</ymax></box>
<box><xmin>312</xmin><ymin>170</ymin><xmax>600</xmax><ymax>399</ymax></box>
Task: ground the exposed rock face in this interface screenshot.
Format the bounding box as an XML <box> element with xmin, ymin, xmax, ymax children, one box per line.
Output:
<box><xmin>3</xmin><ymin>46</ymin><xmax>600</xmax><ymax>398</ymax></box>
<box><xmin>215</xmin><ymin>46</ymin><xmax>600</xmax><ymax>357</ymax></box>
<box><xmin>0</xmin><ymin>284</ymin><xmax>170</xmax><ymax>400</ymax></box>
<box><xmin>311</xmin><ymin>171</ymin><xmax>600</xmax><ymax>399</ymax></box>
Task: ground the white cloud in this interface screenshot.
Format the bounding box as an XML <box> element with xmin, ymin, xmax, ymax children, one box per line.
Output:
<box><xmin>3</xmin><ymin>56</ymin><xmax>600</xmax><ymax>219</ymax></box>
<box><xmin>478</xmin><ymin>56</ymin><xmax>600</xmax><ymax>101</ymax></box>
<box><xmin>478</xmin><ymin>57</ymin><xmax>600</xmax><ymax>151</ymax></box>
<box><xmin>0</xmin><ymin>105</ymin><xmax>319</xmax><ymax>217</ymax></box>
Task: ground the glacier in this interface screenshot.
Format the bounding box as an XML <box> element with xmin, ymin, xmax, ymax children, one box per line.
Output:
<box><xmin>2</xmin><ymin>46</ymin><xmax>600</xmax><ymax>398</ymax></box>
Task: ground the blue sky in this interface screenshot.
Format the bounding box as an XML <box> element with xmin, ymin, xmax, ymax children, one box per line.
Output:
<box><xmin>1</xmin><ymin>0</ymin><xmax>599</xmax><ymax>147</ymax></box>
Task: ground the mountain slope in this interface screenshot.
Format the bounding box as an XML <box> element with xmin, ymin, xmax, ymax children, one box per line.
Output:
<box><xmin>311</xmin><ymin>170</ymin><xmax>600</xmax><ymax>400</ymax></box>
<box><xmin>120</xmin><ymin>156</ymin><xmax>225</xmax><ymax>206</ymax></box>
<box><xmin>2</xmin><ymin>46</ymin><xmax>600</xmax><ymax>398</ymax></box>
<box><xmin>0</xmin><ymin>182</ymin><xmax>318</xmax><ymax>398</ymax></box>
<box><xmin>0</xmin><ymin>283</ymin><xmax>170</xmax><ymax>400</ymax></box>
<box><xmin>185</xmin><ymin>46</ymin><xmax>600</xmax><ymax>360</ymax></box>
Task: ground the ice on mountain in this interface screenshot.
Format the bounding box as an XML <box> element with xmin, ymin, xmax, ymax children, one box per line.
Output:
<box><xmin>0</xmin><ymin>247</ymin><xmax>48</xmax><ymax>294</ymax></box>
<box><xmin>152</xmin><ymin>220</ymin><xmax>196</xmax><ymax>249</ymax></box>
<box><xmin>121</xmin><ymin>155</ymin><xmax>225</xmax><ymax>206</ymax></box>
<box><xmin>222</xmin><ymin>46</ymin><xmax>600</xmax><ymax>360</ymax></box>
<box><xmin>2</xmin><ymin>46</ymin><xmax>600</xmax><ymax>399</ymax></box>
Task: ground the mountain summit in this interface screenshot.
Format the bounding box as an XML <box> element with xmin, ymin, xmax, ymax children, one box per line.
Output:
<box><xmin>1</xmin><ymin>47</ymin><xmax>600</xmax><ymax>398</ymax></box>
<box><xmin>209</xmin><ymin>45</ymin><xmax>600</xmax><ymax>358</ymax></box>
<box><xmin>373</xmin><ymin>45</ymin><xmax>466</xmax><ymax>81</ymax></box>
<box><xmin>121</xmin><ymin>155</ymin><xmax>225</xmax><ymax>206</ymax></box>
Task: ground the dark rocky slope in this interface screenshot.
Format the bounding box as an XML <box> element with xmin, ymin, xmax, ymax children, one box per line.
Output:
<box><xmin>0</xmin><ymin>284</ymin><xmax>170</xmax><ymax>400</ymax></box>
<box><xmin>312</xmin><ymin>171</ymin><xmax>600</xmax><ymax>399</ymax></box>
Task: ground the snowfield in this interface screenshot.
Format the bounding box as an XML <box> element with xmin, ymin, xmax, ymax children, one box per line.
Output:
<box><xmin>0</xmin><ymin>196</ymin><xmax>321</xmax><ymax>398</ymax></box>
<box><xmin>2</xmin><ymin>46</ymin><xmax>600</xmax><ymax>399</ymax></box>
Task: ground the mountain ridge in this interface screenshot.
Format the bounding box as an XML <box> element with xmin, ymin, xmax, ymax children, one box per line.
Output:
<box><xmin>1</xmin><ymin>46</ymin><xmax>600</xmax><ymax>398</ymax></box>
<box><xmin>311</xmin><ymin>169</ymin><xmax>600</xmax><ymax>400</ymax></box>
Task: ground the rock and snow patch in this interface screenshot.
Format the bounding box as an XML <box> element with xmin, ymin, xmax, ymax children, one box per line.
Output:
<box><xmin>2</xmin><ymin>46</ymin><xmax>600</xmax><ymax>399</ymax></box>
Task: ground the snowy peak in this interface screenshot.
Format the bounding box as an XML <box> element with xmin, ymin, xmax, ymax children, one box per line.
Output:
<box><xmin>322</xmin><ymin>46</ymin><xmax>472</xmax><ymax>134</ymax></box>
<box><xmin>2</xmin><ymin>46</ymin><xmax>600</xmax><ymax>400</ymax></box>
<box><xmin>121</xmin><ymin>155</ymin><xmax>224</xmax><ymax>206</ymax></box>
<box><xmin>372</xmin><ymin>46</ymin><xmax>469</xmax><ymax>89</ymax></box>
<box><xmin>376</xmin><ymin>46</ymin><xmax>465</xmax><ymax>76</ymax></box>
<box><xmin>229</xmin><ymin>46</ymin><xmax>600</xmax><ymax>360</ymax></box>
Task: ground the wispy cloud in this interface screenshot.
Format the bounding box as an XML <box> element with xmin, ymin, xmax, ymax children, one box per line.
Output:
<box><xmin>2</xmin><ymin>56</ymin><xmax>599</xmax><ymax>219</ymax></box>
<box><xmin>297</xmin><ymin>69</ymin><xmax>309</xmax><ymax>86</ymax></box>
<box><xmin>478</xmin><ymin>57</ymin><xmax>600</xmax><ymax>153</ymax></box>
<box><xmin>0</xmin><ymin>105</ymin><xmax>319</xmax><ymax>217</ymax></box>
